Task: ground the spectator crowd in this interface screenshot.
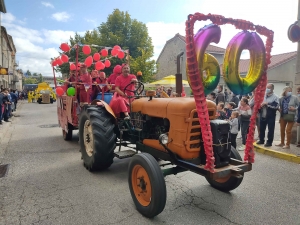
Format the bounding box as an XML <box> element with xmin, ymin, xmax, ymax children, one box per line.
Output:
<box><xmin>0</xmin><ymin>87</ymin><xmax>21</xmax><ymax>125</ymax></box>
<box><xmin>207</xmin><ymin>84</ymin><xmax>300</xmax><ymax>152</ymax></box>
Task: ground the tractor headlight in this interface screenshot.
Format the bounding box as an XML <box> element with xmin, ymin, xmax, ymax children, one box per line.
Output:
<box><xmin>159</xmin><ymin>133</ymin><xmax>169</xmax><ymax>145</ymax></box>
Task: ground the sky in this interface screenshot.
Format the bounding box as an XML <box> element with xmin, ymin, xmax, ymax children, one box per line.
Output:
<box><xmin>2</xmin><ymin>0</ymin><xmax>299</xmax><ymax>77</ymax></box>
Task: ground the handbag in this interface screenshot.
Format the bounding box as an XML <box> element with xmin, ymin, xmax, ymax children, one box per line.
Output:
<box><xmin>283</xmin><ymin>113</ymin><xmax>295</xmax><ymax>122</ymax></box>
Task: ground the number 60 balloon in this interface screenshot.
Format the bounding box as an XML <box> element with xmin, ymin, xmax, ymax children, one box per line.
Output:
<box><xmin>187</xmin><ymin>23</ymin><xmax>266</xmax><ymax>95</ymax></box>
<box><xmin>185</xmin><ymin>12</ymin><xmax>274</xmax><ymax>168</ymax></box>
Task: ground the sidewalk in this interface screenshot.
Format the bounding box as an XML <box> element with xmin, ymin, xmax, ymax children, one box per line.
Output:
<box><xmin>252</xmin><ymin>118</ymin><xmax>300</xmax><ymax>164</ymax></box>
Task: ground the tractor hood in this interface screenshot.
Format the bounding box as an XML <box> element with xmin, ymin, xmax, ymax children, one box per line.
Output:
<box><xmin>131</xmin><ymin>97</ymin><xmax>216</xmax><ymax>118</ymax></box>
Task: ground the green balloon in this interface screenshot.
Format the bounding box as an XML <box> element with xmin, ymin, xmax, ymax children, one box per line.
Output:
<box><xmin>67</xmin><ymin>87</ymin><xmax>76</xmax><ymax>96</ymax></box>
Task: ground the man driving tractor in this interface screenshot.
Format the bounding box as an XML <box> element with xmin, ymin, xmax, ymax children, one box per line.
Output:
<box><xmin>109</xmin><ymin>64</ymin><xmax>137</xmax><ymax>119</ymax></box>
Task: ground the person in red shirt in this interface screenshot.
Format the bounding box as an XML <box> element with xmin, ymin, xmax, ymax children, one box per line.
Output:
<box><xmin>78</xmin><ymin>64</ymin><xmax>92</xmax><ymax>104</ymax></box>
<box><xmin>99</xmin><ymin>72</ymin><xmax>109</xmax><ymax>92</ymax></box>
<box><xmin>90</xmin><ymin>70</ymin><xmax>100</xmax><ymax>101</ymax></box>
<box><xmin>64</xmin><ymin>71</ymin><xmax>76</xmax><ymax>91</ymax></box>
<box><xmin>107</xmin><ymin>65</ymin><xmax>122</xmax><ymax>92</ymax></box>
<box><xmin>109</xmin><ymin>64</ymin><xmax>137</xmax><ymax>119</ymax></box>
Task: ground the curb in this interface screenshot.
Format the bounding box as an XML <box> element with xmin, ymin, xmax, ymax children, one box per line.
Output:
<box><xmin>253</xmin><ymin>144</ymin><xmax>300</xmax><ymax>164</ymax></box>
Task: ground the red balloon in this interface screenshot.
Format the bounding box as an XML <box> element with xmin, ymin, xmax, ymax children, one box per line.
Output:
<box><xmin>93</xmin><ymin>53</ymin><xmax>100</xmax><ymax>61</ymax></box>
<box><xmin>111</xmin><ymin>48</ymin><xmax>119</xmax><ymax>56</ymax></box>
<box><xmin>82</xmin><ymin>45</ymin><xmax>91</xmax><ymax>55</ymax></box>
<box><xmin>70</xmin><ymin>63</ymin><xmax>76</xmax><ymax>70</ymax></box>
<box><xmin>104</xmin><ymin>59</ymin><xmax>111</xmax><ymax>68</ymax></box>
<box><xmin>56</xmin><ymin>58</ymin><xmax>63</xmax><ymax>66</ymax></box>
<box><xmin>56</xmin><ymin>87</ymin><xmax>64</xmax><ymax>96</ymax></box>
<box><xmin>117</xmin><ymin>51</ymin><xmax>125</xmax><ymax>59</ymax></box>
<box><xmin>85</xmin><ymin>56</ymin><xmax>93</xmax><ymax>67</ymax></box>
<box><xmin>100</xmin><ymin>49</ymin><xmax>108</xmax><ymax>57</ymax></box>
<box><xmin>51</xmin><ymin>60</ymin><xmax>56</xmax><ymax>67</ymax></box>
<box><xmin>113</xmin><ymin>45</ymin><xmax>121</xmax><ymax>50</ymax></box>
<box><xmin>60</xmin><ymin>43</ymin><xmax>70</xmax><ymax>52</ymax></box>
<box><xmin>95</xmin><ymin>61</ymin><xmax>105</xmax><ymax>70</ymax></box>
<box><xmin>61</xmin><ymin>54</ymin><xmax>69</xmax><ymax>63</ymax></box>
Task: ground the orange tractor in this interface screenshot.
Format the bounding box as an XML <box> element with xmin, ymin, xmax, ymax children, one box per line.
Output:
<box><xmin>55</xmin><ymin>13</ymin><xmax>273</xmax><ymax>218</ymax></box>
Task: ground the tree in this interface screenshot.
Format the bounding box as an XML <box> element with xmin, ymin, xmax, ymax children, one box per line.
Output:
<box><xmin>25</xmin><ymin>70</ymin><xmax>31</xmax><ymax>77</ymax></box>
<box><xmin>98</xmin><ymin>9</ymin><xmax>154</xmax><ymax>59</ymax></box>
<box><xmin>38</xmin><ymin>73</ymin><xmax>43</xmax><ymax>83</ymax></box>
<box><xmin>129</xmin><ymin>48</ymin><xmax>157</xmax><ymax>82</ymax></box>
<box><xmin>24</xmin><ymin>77</ymin><xmax>38</xmax><ymax>84</ymax></box>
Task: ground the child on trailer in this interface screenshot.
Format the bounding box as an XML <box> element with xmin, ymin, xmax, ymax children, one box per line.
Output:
<box><xmin>228</xmin><ymin>111</ymin><xmax>239</xmax><ymax>149</ymax></box>
<box><xmin>216</xmin><ymin>102</ymin><xmax>227</xmax><ymax>120</ymax></box>
<box><xmin>78</xmin><ymin>64</ymin><xmax>92</xmax><ymax>105</ymax></box>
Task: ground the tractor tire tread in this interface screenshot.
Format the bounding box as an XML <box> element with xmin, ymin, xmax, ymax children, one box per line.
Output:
<box><xmin>80</xmin><ymin>105</ymin><xmax>116</xmax><ymax>171</ymax></box>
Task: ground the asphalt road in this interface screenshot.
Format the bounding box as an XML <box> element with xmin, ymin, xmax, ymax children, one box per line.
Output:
<box><xmin>0</xmin><ymin>102</ymin><xmax>299</xmax><ymax>225</ymax></box>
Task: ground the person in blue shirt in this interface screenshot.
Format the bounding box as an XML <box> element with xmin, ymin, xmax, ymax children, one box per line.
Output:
<box><xmin>10</xmin><ymin>90</ymin><xmax>18</xmax><ymax>111</ymax></box>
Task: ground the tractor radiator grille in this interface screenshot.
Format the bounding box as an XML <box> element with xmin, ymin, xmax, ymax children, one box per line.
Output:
<box><xmin>186</xmin><ymin>110</ymin><xmax>201</xmax><ymax>151</ymax></box>
<box><xmin>186</xmin><ymin>109</ymin><xmax>215</xmax><ymax>151</ymax></box>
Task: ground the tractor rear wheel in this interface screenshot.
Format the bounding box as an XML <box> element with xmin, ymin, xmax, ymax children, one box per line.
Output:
<box><xmin>79</xmin><ymin>105</ymin><xmax>116</xmax><ymax>171</ymax></box>
<box><xmin>128</xmin><ymin>153</ymin><xmax>166</xmax><ymax>218</ymax></box>
<box><xmin>205</xmin><ymin>146</ymin><xmax>244</xmax><ymax>192</ymax></box>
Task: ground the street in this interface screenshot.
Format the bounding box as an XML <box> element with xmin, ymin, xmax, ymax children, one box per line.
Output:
<box><xmin>0</xmin><ymin>102</ymin><xmax>300</xmax><ymax>225</ymax></box>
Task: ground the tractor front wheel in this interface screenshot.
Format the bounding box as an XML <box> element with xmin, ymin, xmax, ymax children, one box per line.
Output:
<box><xmin>205</xmin><ymin>146</ymin><xmax>244</xmax><ymax>192</ymax></box>
<box><xmin>128</xmin><ymin>153</ymin><xmax>166</xmax><ymax>218</ymax></box>
<box><xmin>79</xmin><ymin>105</ymin><xmax>116</xmax><ymax>171</ymax></box>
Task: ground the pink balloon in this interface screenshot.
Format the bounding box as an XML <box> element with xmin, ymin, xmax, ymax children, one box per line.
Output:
<box><xmin>70</xmin><ymin>63</ymin><xmax>76</xmax><ymax>70</ymax></box>
<box><xmin>113</xmin><ymin>45</ymin><xmax>121</xmax><ymax>50</ymax></box>
<box><xmin>61</xmin><ymin>54</ymin><xmax>69</xmax><ymax>63</ymax></box>
<box><xmin>56</xmin><ymin>87</ymin><xmax>64</xmax><ymax>96</ymax></box>
<box><xmin>82</xmin><ymin>45</ymin><xmax>91</xmax><ymax>55</ymax></box>
<box><xmin>93</xmin><ymin>53</ymin><xmax>100</xmax><ymax>61</ymax></box>
<box><xmin>117</xmin><ymin>51</ymin><xmax>125</xmax><ymax>59</ymax></box>
<box><xmin>60</xmin><ymin>43</ymin><xmax>70</xmax><ymax>52</ymax></box>
<box><xmin>111</xmin><ymin>48</ymin><xmax>119</xmax><ymax>56</ymax></box>
<box><xmin>100</xmin><ymin>49</ymin><xmax>108</xmax><ymax>57</ymax></box>
<box><xmin>95</xmin><ymin>61</ymin><xmax>105</xmax><ymax>70</ymax></box>
<box><xmin>51</xmin><ymin>60</ymin><xmax>56</xmax><ymax>67</ymax></box>
<box><xmin>85</xmin><ymin>56</ymin><xmax>93</xmax><ymax>67</ymax></box>
<box><xmin>104</xmin><ymin>59</ymin><xmax>111</xmax><ymax>68</ymax></box>
<box><xmin>56</xmin><ymin>58</ymin><xmax>63</xmax><ymax>66</ymax></box>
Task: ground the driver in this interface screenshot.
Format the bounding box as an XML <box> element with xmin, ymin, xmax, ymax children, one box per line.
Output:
<box><xmin>109</xmin><ymin>64</ymin><xmax>137</xmax><ymax>120</ymax></box>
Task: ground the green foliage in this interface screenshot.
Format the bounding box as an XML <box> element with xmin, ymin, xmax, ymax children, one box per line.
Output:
<box><xmin>56</xmin><ymin>9</ymin><xmax>156</xmax><ymax>83</ymax></box>
<box><xmin>129</xmin><ymin>48</ymin><xmax>157</xmax><ymax>83</ymax></box>
<box><xmin>24</xmin><ymin>77</ymin><xmax>38</xmax><ymax>84</ymax></box>
<box><xmin>38</xmin><ymin>74</ymin><xmax>43</xmax><ymax>83</ymax></box>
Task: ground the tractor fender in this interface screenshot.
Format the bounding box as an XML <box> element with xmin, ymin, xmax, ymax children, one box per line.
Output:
<box><xmin>90</xmin><ymin>99</ymin><xmax>116</xmax><ymax>119</ymax></box>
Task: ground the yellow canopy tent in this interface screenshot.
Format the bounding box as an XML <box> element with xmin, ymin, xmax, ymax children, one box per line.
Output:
<box><xmin>145</xmin><ymin>75</ymin><xmax>190</xmax><ymax>87</ymax></box>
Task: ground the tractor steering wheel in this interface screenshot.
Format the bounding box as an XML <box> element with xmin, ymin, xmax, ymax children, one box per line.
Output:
<box><xmin>124</xmin><ymin>81</ymin><xmax>144</xmax><ymax>96</ymax></box>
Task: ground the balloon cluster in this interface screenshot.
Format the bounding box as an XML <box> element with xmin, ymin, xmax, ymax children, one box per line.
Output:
<box><xmin>51</xmin><ymin>43</ymin><xmax>126</xmax><ymax>71</ymax></box>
